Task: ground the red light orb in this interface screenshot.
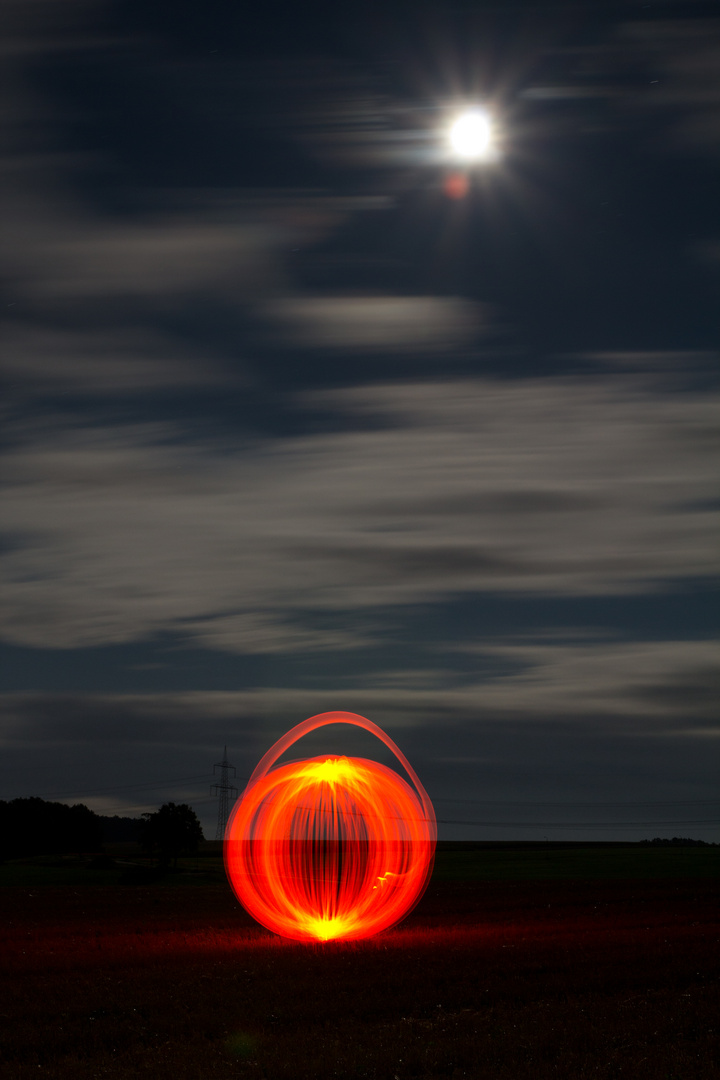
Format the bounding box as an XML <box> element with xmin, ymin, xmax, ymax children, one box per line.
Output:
<box><xmin>224</xmin><ymin>711</ymin><xmax>436</xmax><ymax>942</ymax></box>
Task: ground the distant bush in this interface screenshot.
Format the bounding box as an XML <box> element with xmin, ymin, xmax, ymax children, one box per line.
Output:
<box><xmin>0</xmin><ymin>798</ymin><xmax>202</xmax><ymax>860</ymax></box>
<box><xmin>97</xmin><ymin>814</ymin><xmax>142</xmax><ymax>843</ymax></box>
<box><xmin>0</xmin><ymin>797</ymin><xmax>103</xmax><ymax>860</ymax></box>
<box><xmin>640</xmin><ymin>837</ymin><xmax>715</xmax><ymax>847</ymax></box>
<box><xmin>138</xmin><ymin>802</ymin><xmax>204</xmax><ymax>867</ymax></box>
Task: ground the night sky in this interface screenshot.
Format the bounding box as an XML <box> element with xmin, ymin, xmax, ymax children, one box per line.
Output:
<box><xmin>1</xmin><ymin>0</ymin><xmax>718</xmax><ymax>840</ymax></box>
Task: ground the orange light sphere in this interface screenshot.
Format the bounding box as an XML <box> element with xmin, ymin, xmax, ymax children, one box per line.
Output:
<box><xmin>224</xmin><ymin>711</ymin><xmax>436</xmax><ymax>942</ymax></box>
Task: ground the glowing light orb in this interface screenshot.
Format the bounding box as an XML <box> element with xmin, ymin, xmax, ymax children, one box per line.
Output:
<box><xmin>224</xmin><ymin>711</ymin><xmax>436</xmax><ymax>942</ymax></box>
<box><xmin>448</xmin><ymin>110</ymin><xmax>493</xmax><ymax>160</ymax></box>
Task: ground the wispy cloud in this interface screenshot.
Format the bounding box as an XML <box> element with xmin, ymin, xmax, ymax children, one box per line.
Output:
<box><xmin>1</xmin><ymin>374</ymin><xmax>717</xmax><ymax>650</ymax></box>
<box><xmin>1</xmin><ymin>326</ymin><xmax>237</xmax><ymax>395</ymax></box>
<box><xmin>453</xmin><ymin>639</ymin><xmax>720</xmax><ymax>720</ymax></box>
<box><xmin>265</xmin><ymin>295</ymin><xmax>485</xmax><ymax>354</ymax></box>
<box><xmin>619</xmin><ymin>17</ymin><xmax>720</xmax><ymax>155</ymax></box>
<box><xmin>520</xmin><ymin>14</ymin><xmax>720</xmax><ymax>157</ymax></box>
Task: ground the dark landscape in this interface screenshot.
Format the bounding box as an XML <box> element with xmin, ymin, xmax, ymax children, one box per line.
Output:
<box><xmin>1</xmin><ymin>846</ymin><xmax>718</xmax><ymax>1079</ymax></box>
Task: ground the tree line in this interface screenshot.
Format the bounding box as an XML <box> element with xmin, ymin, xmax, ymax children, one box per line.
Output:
<box><xmin>0</xmin><ymin>797</ymin><xmax>204</xmax><ymax>866</ymax></box>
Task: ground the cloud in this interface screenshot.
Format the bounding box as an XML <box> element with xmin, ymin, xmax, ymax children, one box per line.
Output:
<box><xmin>453</xmin><ymin>639</ymin><xmax>720</xmax><ymax>721</ymax></box>
<box><xmin>618</xmin><ymin>18</ymin><xmax>720</xmax><ymax>153</ymax></box>
<box><xmin>1</xmin><ymin>325</ymin><xmax>236</xmax><ymax>396</ymax></box>
<box><xmin>0</xmin><ymin>11</ymin><xmax>378</xmax><ymax>321</ymax></box>
<box><xmin>18</xmin><ymin>221</ymin><xmax>277</xmax><ymax>301</ymax></box>
<box><xmin>690</xmin><ymin>239</ymin><xmax>720</xmax><ymax>264</ymax></box>
<box><xmin>1</xmin><ymin>373</ymin><xmax>718</xmax><ymax>651</ymax></box>
<box><xmin>180</xmin><ymin>611</ymin><xmax>377</xmax><ymax>655</ymax></box>
<box><xmin>1</xmin><ymin>681</ymin><xmax>717</xmax><ymax>833</ymax></box>
<box><xmin>265</xmin><ymin>295</ymin><xmax>484</xmax><ymax>354</ymax></box>
<box><xmin>2</xmin><ymin>634</ymin><xmax>718</xmax><ymax>769</ymax></box>
<box><xmin>520</xmin><ymin>86</ymin><xmax>621</xmax><ymax>101</ymax></box>
<box><xmin>576</xmin><ymin>350</ymin><xmax>718</xmax><ymax>373</ymax></box>
<box><xmin>519</xmin><ymin>15</ymin><xmax>720</xmax><ymax>157</ymax></box>
<box><xmin>0</xmin><ymin>196</ymin><xmax>288</xmax><ymax>306</ymax></box>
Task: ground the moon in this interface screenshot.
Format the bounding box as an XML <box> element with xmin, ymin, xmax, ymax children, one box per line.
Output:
<box><xmin>448</xmin><ymin>109</ymin><xmax>493</xmax><ymax>161</ymax></box>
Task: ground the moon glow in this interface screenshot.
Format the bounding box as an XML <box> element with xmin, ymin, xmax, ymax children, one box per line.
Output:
<box><xmin>448</xmin><ymin>110</ymin><xmax>493</xmax><ymax>160</ymax></box>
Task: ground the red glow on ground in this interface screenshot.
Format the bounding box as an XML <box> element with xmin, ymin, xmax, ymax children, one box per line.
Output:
<box><xmin>224</xmin><ymin>712</ymin><xmax>436</xmax><ymax>942</ymax></box>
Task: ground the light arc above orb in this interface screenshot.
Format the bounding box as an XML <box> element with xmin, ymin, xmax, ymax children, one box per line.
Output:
<box><xmin>224</xmin><ymin>711</ymin><xmax>437</xmax><ymax>942</ymax></box>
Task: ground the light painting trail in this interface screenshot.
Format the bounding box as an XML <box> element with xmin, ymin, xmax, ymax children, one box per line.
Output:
<box><xmin>224</xmin><ymin>711</ymin><xmax>436</xmax><ymax>942</ymax></box>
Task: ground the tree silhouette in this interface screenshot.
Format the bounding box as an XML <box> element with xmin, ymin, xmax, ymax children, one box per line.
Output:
<box><xmin>139</xmin><ymin>802</ymin><xmax>204</xmax><ymax>868</ymax></box>
<box><xmin>0</xmin><ymin>798</ymin><xmax>103</xmax><ymax>860</ymax></box>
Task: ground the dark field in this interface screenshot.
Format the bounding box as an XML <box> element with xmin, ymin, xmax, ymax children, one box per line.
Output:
<box><xmin>1</xmin><ymin>851</ymin><xmax>718</xmax><ymax>1079</ymax></box>
<box><xmin>2</xmin><ymin>842</ymin><xmax>718</xmax><ymax>887</ymax></box>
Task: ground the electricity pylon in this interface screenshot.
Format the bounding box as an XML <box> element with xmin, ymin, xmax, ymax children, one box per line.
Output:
<box><xmin>212</xmin><ymin>746</ymin><xmax>238</xmax><ymax>841</ymax></box>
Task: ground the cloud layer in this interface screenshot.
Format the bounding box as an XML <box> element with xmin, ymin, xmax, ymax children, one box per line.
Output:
<box><xmin>2</xmin><ymin>374</ymin><xmax>717</xmax><ymax>651</ymax></box>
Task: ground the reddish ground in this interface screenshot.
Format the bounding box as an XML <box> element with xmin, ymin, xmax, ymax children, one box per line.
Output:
<box><xmin>0</xmin><ymin>878</ymin><xmax>718</xmax><ymax>1079</ymax></box>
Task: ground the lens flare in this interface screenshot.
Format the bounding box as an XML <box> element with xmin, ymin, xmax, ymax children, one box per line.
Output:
<box><xmin>224</xmin><ymin>711</ymin><xmax>436</xmax><ymax>942</ymax></box>
<box><xmin>444</xmin><ymin>172</ymin><xmax>470</xmax><ymax>199</ymax></box>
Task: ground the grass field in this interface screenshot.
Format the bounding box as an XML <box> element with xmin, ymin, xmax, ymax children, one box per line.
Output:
<box><xmin>0</xmin><ymin>849</ymin><xmax>718</xmax><ymax>1079</ymax></box>
<box><xmin>1</xmin><ymin>842</ymin><xmax>718</xmax><ymax>888</ymax></box>
<box><xmin>432</xmin><ymin>843</ymin><xmax>720</xmax><ymax>881</ymax></box>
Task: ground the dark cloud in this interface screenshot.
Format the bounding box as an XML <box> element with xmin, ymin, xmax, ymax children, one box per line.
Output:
<box><xmin>375</xmin><ymin>490</ymin><xmax>603</xmax><ymax>515</ymax></box>
<box><xmin>1</xmin><ymin>689</ymin><xmax>717</xmax><ymax>838</ymax></box>
<box><xmin>520</xmin><ymin>11</ymin><xmax>720</xmax><ymax>157</ymax></box>
<box><xmin>1</xmin><ymin>325</ymin><xmax>237</xmax><ymax>396</ymax></box>
<box><xmin>618</xmin><ymin>17</ymin><xmax>720</xmax><ymax>155</ymax></box>
<box><xmin>295</xmin><ymin>541</ymin><xmax>536</xmax><ymax>584</ymax></box>
<box><xmin>1</xmin><ymin>375</ymin><xmax>718</xmax><ymax>652</ymax></box>
<box><xmin>264</xmin><ymin>295</ymin><xmax>485</xmax><ymax>354</ymax></box>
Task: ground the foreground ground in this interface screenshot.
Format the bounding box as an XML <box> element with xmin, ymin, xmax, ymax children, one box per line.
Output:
<box><xmin>0</xmin><ymin>875</ymin><xmax>718</xmax><ymax>1079</ymax></box>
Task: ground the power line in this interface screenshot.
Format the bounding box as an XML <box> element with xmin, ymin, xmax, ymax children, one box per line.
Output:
<box><xmin>33</xmin><ymin>793</ymin><xmax>720</xmax><ymax>831</ymax></box>
<box><xmin>435</xmin><ymin>798</ymin><xmax>720</xmax><ymax>808</ymax></box>
<box><xmin>18</xmin><ymin>776</ymin><xmax>720</xmax><ymax>833</ymax></box>
<box><xmin>212</xmin><ymin>747</ymin><xmax>238</xmax><ymax>841</ymax></box>
<box><xmin>257</xmin><ymin>800</ymin><xmax>720</xmax><ymax>830</ymax></box>
<box><xmin>436</xmin><ymin>818</ymin><xmax>720</xmax><ymax>829</ymax></box>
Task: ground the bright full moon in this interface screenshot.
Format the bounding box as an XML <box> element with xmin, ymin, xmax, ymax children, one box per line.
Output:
<box><xmin>448</xmin><ymin>110</ymin><xmax>493</xmax><ymax>160</ymax></box>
